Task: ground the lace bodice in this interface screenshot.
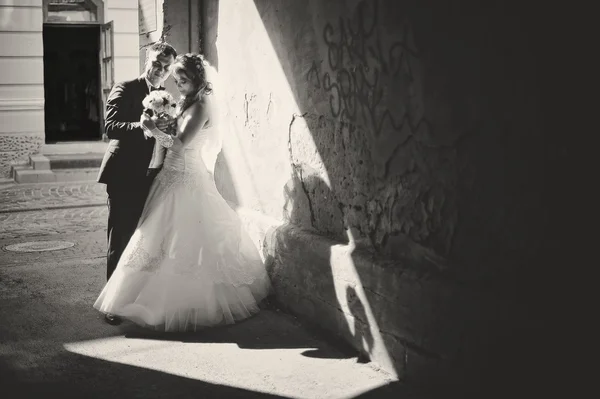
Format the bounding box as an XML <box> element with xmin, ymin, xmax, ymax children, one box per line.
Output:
<box><xmin>162</xmin><ymin>125</ymin><xmax>220</xmax><ymax>174</ymax></box>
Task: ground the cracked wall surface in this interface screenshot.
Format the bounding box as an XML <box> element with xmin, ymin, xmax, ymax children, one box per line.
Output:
<box><xmin>208</xmin><ymin>0</ymin><xmax>544</xmax><ymax>274</ymax></box>
<box><xmin>204</xmin><ymin>0</ymin><xmax>546</xmax><ymax>385</ymax></box>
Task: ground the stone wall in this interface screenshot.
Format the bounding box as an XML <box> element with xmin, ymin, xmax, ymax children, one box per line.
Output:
<box><xmin>0</xmin><ymin>0</ymin><xmax>45</xmax><ymax>177</ymax></box>
<box><xmin>203</xmin><ymin>0</ymin><xmax>546</xmax><ymax>390</ymax></box>
<box><xmin>0</xmin><ymin>133</ymin><xmax>44</xmax><ymax>177</ymax></box>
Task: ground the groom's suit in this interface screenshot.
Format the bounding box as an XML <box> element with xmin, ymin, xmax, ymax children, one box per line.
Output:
<box><xmin>98</xmin><ymin>76</ymin><xmax>163</xmax><ymax>280</ymax></box>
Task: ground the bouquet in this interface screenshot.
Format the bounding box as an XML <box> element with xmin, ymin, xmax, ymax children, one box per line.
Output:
<box><xmin>142</xmin><ymin>90</ymin><xmax>177</xmax><ymax>168</ymax></box>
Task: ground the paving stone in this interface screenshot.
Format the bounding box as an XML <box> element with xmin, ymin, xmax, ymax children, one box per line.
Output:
<box><xmin>0</xmin><ymin>182</ymin><xmax>107</xmax><ymax>213</ymax></box>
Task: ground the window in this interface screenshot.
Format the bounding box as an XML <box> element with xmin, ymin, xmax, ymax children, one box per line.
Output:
<box><xmin>46</xmin><ymin>0</ymin><xmax>98</xmax><ymax>23</ymax></box>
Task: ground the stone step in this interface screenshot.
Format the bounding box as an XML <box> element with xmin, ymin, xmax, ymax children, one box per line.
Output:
<box><xmin>11</xmin><ymin>164</ymin><xmax>33</xmax><ymax>174</ymax></box>
<box><xmin>0</xmin><ymin>177</ymin><xmax>15</xmax><ymax>187</ymax></box>
<box><xmin>53</xmin><ymin>167</ymin><xmax>100</xmax><ymax>182</ymax></box>
<box><xmin>40</xmin><ymin>141</ymin><xmax>108</xmax><ymax>155</ymax></box>
<box><xmin>43</xmin><ymin>153</ymin><xmax>104</xmax><ymax>169</ymax></box>
<box><xmin>14</xmin><ymin>169</ymin><xmax>57</xmax><ymax>184</ymax></box>
<box><xmin>29</xmin><ymin>154</ymin><xmax>50</xmax><ymax>170</ymax></box>
<box><xmin>14</xmin><ymin>167</ymin><xmax>99</xmax><ymax>184</ymax></box>
<box><xmin>6</xmin><ymin>147</ymin><xmax>107</xmax><ymax>185</ymax></box>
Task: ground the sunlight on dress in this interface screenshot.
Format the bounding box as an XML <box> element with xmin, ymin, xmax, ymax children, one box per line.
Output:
<box><xmin>94</xmin><ymin>124</ymin><xmax>271</xmax><ymax>332</ymax></box>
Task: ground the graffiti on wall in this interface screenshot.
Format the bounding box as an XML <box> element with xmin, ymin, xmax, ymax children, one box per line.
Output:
<box><xmin>300</xmin><ymin>0</ymin><xmax>457</xmax><ymax>259</ymax></box>
<box><xmin>307</xmin><ymin>0</ymin><xmax>427</xmax><ymax>174</ymax></box>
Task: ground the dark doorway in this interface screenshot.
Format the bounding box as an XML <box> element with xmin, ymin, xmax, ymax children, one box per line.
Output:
<box><xmin>43</xmin><ymin>25</ymin><xmax>101</xmax><ymax>143</ymax></box>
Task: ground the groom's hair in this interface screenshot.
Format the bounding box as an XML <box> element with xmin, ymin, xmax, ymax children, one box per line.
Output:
<box><xmin>147</xmin><ymin>41</ymin><xmax>177</xmax><ymax>60</ymax></box>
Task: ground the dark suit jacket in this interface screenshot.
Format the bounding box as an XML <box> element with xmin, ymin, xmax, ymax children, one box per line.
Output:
<box><xmin>97</xmin><ymin>76</ymin><xmax>157</xmax><ymax>190</ymax></box>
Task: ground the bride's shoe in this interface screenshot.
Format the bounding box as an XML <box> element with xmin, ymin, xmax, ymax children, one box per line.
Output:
<box><xmin>104</xmin><ymin>313</ymin><xmax>122</xmax><ymax>325</ymax></box>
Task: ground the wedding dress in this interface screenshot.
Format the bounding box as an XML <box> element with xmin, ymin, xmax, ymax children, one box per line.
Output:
<box><xmin>94</xmin><ymin>117</ymin><xmax>271</xmax><ymax>332</ymax></box>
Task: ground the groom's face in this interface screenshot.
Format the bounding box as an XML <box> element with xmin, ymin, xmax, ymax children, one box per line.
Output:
<box><xmin>145</xmin><ymin>50</ymin><xmax>175</xmax><ymax>87</ymax></box>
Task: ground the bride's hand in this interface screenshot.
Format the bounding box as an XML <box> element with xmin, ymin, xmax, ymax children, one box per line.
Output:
<box><xmin>156</xmin><ymin>118</ymin><xmax>176</xmax><ymax>132</ymax></box>
<box><xmin>140</xmin><ymin>113</ymin><xmax>156</xmax><ymax>131</ymax></box>
<box><xmin>170</xmin><ymin>136</ymin><xmax>184</xmax><ymax>151</ymax></box>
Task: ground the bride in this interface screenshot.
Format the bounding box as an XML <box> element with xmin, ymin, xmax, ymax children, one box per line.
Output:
<box><xmin>94</xmin><ymin>53</ymin><xmax>271</xmax><ymax>332</ymax></box>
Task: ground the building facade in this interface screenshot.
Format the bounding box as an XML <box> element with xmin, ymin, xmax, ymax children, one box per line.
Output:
<box><xmin>0</xmin><ymin>0</ymin><xmax>140</xmax><ymax>178</ymax></box>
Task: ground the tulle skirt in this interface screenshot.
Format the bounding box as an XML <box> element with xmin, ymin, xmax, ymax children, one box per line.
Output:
<box><xmin>94</xmin><ymin>165</ymin><xmax>271</xmax><ymax>332</ymax></box>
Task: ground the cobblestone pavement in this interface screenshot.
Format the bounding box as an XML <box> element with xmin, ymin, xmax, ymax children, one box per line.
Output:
<box><xmin>0</xmin><ymin>181</ymin><xmax>108</xmax><ymax>256</ymax></box>
<box><xmin>0</xmin><ymin>181</ymin><xmax>107</xmax><ymax>213</ymax></box>
<box><xmin>0</xmin><ymin>206</ymin><xmax>107</xmax><ymax>240</ymax></box>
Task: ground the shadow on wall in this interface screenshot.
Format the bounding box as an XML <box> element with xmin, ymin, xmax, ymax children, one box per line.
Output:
<box><xmin>275</xmin><ymin>170</ymin><xmax>446</xmax><ymax>396</ymax></box>
<box><xmin>200</xmin><ymin>0</ymin><xmax>240</xmax><ymax>206</ymax></box>
<box><xmin>213</xmin><ymin>151</ymin><xmax>239</xmax><ymax>206</ymax></box>
<box><xmin>250</xmin><ymin>0</ymin><xmax>549</xmax><ymax>393</ymax></box>
<box><xmin>201</xmin><ymin>0</ymin><xmax>219</xmax><ymax>70</ymax></box>
<box><xmin>345</xmin><ymin>285</ymin><xmax>374</xmax><ymax>357</ymax></box>
<box><xmin>277</xmin><ymin>170</ymin><xmax>377</xmax><ymax>363</ymax></box>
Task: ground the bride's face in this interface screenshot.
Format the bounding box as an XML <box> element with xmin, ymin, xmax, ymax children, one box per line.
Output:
<box><xmin>173</xmin><ymin>70</ymin><xmax>195</xmax><ymax>96</ymax></box>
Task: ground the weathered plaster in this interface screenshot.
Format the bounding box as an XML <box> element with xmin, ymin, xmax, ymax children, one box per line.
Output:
<box><xmin>203</xmin><ymin>0</ymin><xmax>545</xmax><ymax>386</ymax></box>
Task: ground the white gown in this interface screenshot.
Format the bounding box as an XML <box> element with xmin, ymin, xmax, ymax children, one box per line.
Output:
<box><xmin>94</xmin><ymin>119</ymin><xmax>271</xmax><ymax>332</ymax></box>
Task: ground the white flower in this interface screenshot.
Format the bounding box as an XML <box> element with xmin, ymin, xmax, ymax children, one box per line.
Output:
<box><xmin>142</xmin><ymin>90</ymin><xmax>177</xmax><ymax>119</ymax></box>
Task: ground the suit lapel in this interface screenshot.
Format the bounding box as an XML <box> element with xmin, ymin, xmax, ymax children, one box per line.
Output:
<box><xmin>138</xmin><ymin>76</ymin><xmax>149</xmax><ymax>96</ymax></box>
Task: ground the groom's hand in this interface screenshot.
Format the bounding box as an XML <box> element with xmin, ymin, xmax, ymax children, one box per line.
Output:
<box><xmin>140</xmin><ymin>113</ymin><xmax>156</xmax><ymax>137</ymax></box>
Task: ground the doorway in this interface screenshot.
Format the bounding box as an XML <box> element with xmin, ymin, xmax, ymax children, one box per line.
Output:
<box><xmin>42</xmin><ymin>25</ymin><xmax>101</xmax><ymax>143</ymax></box>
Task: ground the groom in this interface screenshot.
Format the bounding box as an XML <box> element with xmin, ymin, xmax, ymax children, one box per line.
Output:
<box><xmin>97</xmin><ymin>41</ymin><xmax>177</xmax><ymax>324</ymax></box>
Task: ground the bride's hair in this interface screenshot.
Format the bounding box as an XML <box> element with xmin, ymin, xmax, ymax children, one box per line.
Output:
<box><xmin>173</xmin><ymin>53</ymin><xmax>213</xmax><ymax>115</ymax></box>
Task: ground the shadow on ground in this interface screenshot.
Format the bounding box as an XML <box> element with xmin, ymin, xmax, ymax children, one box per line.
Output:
<box><xmin>123</xmin><ymin>308</ymin><xmax>357</xmax><ymax>362</ymax></box>
<box><xmin>1</xmin><ymin>354</ymin><xmax>283</xmax><ymax>399</ymax></box>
